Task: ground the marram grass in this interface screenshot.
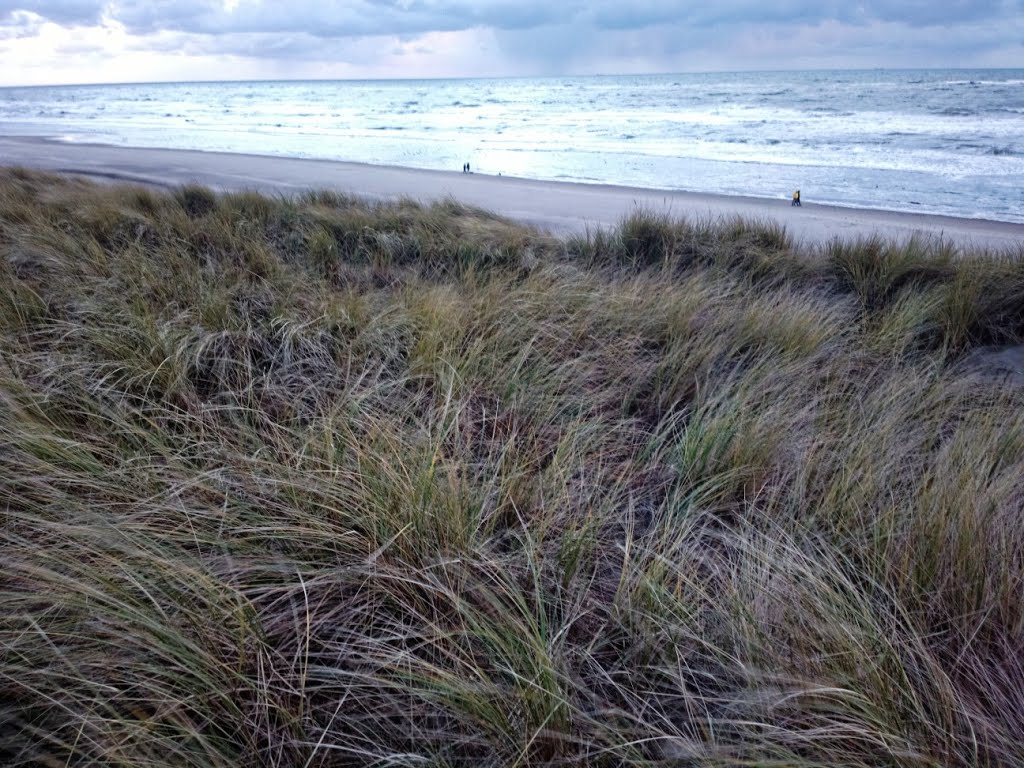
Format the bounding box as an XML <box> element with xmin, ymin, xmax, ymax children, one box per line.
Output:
<box><xmin>1</xmin><ymin>167</ymin><xmax>1023</xmax><ymax>766</ymax></box>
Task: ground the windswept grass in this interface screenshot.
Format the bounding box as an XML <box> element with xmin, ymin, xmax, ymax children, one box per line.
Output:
<box><xmin>1</xmin><ymin>168</ymin><xmax>1023</xmax><ymax>766</ymax></box>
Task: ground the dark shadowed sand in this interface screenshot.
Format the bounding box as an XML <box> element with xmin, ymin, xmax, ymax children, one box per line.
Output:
<box><xmin>2</xmin><ymin>135</ymin><xmax>1022</xmax><ymax>250</ymax></box>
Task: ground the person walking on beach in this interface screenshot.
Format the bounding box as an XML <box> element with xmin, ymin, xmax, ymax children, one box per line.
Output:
<box><xmin>792</xmin><ymin>189</ymin><xmax>801</xmax><ymax>206</ymax></box>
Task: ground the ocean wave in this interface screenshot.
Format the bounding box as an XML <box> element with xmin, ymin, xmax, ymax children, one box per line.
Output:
<box><xmin>6</xmin><ymin>72</ymin><xmax>1021</xmax><ymax>223</ymax></box>
<box><xmin>951</xmin><ymin>142</ymin><xmax>1023</xmax><ymax>158</ymax></box>
<box><xmin>808</xmin><ymin>108</ymin><xmax>854</xmax><ymax>117</ymax></box>
<box><xmin>944</xmin><ymin>79</ymin><xmax>1024</xmax><ymax>86</ymax></box>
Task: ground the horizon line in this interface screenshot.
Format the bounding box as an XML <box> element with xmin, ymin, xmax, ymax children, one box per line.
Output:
<box><xmin>2</xmin><ymin>65</ymin><xmax>1022</xmax><ymax>90</ymax></box>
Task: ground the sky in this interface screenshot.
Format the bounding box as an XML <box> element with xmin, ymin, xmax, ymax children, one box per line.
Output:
<box><xmin>0</xmin><ymin>1</ymin><xmax>1021</xmax><ymax>86</ymax></box>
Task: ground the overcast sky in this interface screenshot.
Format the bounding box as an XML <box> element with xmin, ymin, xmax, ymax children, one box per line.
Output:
<box><xmin>1</xmin><ymin>1</ymin><xmax>1021</xmax><ymax>86</ymax></box>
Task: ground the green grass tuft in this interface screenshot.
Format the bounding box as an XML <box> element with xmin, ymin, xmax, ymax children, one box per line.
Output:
<box><xmin>1</xmin><ymin>168</ymin><xmax>1023</xmax><ymax>767</ymax></box>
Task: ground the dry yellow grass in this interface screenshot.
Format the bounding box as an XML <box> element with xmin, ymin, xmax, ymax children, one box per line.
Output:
<box><xmin>1</xmin><ymin>168</ymin><xmax>1023</xmax><ymax>766</ymax></box>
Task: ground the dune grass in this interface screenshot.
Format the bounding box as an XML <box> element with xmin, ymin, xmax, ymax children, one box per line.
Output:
<box><xmin>1</xmin><ymin>167</ymin><xmax>1023</xmax><ymax>766</ymax></box>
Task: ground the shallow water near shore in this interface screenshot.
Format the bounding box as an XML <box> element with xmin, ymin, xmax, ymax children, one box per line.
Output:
<box><xmin>1</xmin><ymin>69</ymin><xmax>1022</xmax><ymax>222</ymax></box>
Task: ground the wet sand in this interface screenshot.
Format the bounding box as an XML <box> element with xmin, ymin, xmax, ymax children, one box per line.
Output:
<box><xmin>2</xmin><ymin>135</ymin><xmax>1022</xmax><ymax>251</ymax></box>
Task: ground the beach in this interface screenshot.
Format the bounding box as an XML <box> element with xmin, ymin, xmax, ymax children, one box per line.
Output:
<box><xmin>2</xmin><ymin>134</ymin><xmax>1023</xmax><ymax>251</ymax></box>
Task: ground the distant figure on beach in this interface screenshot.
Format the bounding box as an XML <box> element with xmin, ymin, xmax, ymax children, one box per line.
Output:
<box><xmin>792</xmin><ymin>189</ymin><xmax>801</xmax><ymax>206</ymax></box>
<box><xmin>467</xmin><ymin>162</ymin><xmax>471</xmax><ymax>173</ymax></box>
<box><xmin>462</xmin><ymin>163</ymin><xmax>467</xmax><ymax>173</ymax></box>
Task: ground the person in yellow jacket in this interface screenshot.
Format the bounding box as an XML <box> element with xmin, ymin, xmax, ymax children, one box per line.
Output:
<box><xmin>791</xmin><ymin>189</ymin><xmax>801</xmax><ymax>206</ymax></box>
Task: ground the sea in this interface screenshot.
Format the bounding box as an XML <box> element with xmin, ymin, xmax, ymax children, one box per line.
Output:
<box><xmin>1</xmin><ymin>69</ymin><xmax>1022</xmax><ymax>223</ymax></box>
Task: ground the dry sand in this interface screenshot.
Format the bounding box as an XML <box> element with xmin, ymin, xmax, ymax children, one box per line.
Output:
<box><xmin>2</xmin><ymin>135</ymin><xmax>1023</xmax><ymax>251</ymax></box>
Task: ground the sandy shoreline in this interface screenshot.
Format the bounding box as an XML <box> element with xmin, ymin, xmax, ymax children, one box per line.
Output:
<box><xmin>2</xmin><ymin>135</ymin><xmax>1022</xmax><ymax>251</ymax></box>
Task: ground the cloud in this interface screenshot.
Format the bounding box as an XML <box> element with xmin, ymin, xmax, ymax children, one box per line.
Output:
<box><xmin>1</xmin><ymin>0</ymin><xmax>1020</xmax><ymax>39</ymax></box>
<box><xmin>0</xmin><ymin>1</ymin><xmax>105</xmax><ymax>26</ymax></box>
<box><xmin>98</xmin><ymin>0</ymin><xmax>1023</xmax><ymax>37</ymax></box>
<box><xmin>98</xmin><ymin>0</ymin><xmax>561</xmax><ymax>38</ymax></box>
<box><xmin>3</xmin><ymin>1</ymin><xmax>1021</xmax><ymax>42</ymax></box>
<box><xmin>0</xmin><ymin>10</ymin><xmax>44</xmax><ymax>39</ymax></box>
<box><xmin>0</xmin><ymin>0</ymin><xmax>1020</xmax><ymax>85</ymax></box>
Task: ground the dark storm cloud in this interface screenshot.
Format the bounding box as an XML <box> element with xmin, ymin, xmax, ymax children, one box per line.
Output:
<box><xmin>862</xmin><ymin>0</ymin><xmax>1012</xmax><ymax>28</ymax></box>
<box><xmin>1</xmin><ymin>0</ymin><xmax>1018</xmax><ymax>39</ymax></box>
<box><xmin>98</xmin><ymin>0</ymin><xmax>1021</xmax><ymax>38</ymax></box>
<box><xmin>103</xmin><ymin>0</ymin><xmax>569</xmax><ymax>37</ymax></box>
<box><xmin>590</xmin><ymin>0</ymin><xmax>1013</xmax><ymax>29</ymax></box>
<box><xmin>593</xmin><ymin>0</ymin><xmax>1020</xmax><ymax>30</ymax></box>
<box><xmin>0</xmin><ymin>0</ymin><xmax>1018</xmax><ymax>74</ymax></box>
